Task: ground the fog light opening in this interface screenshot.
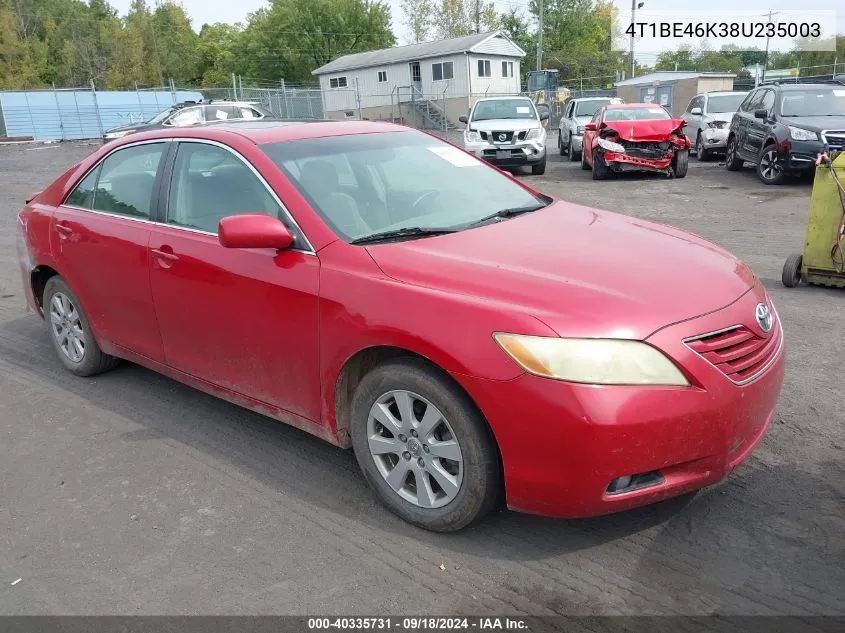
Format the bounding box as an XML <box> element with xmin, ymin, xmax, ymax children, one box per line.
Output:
<box><xmin>606</xmin><ymin>470</ymin><xmax>664</xmax><ymax>495</ymax></box>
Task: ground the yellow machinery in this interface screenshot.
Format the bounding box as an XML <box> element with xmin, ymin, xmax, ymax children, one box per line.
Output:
<box><xmin>782</xmin><ymin>150</ymin><xmax>845</xmax><ymax>288</ymax></box>
<box><xmin>526</xmin><ymin>70</ymin><xmax>569</xmax><ymax>122</ymax></box>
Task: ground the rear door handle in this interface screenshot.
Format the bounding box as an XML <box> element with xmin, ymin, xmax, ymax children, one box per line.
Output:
<box><xmin>54</xmin><ymin>223</ymin><xmax>73</xmax><ymax>239</ymax></box>
<box><xmin>151</xmin><ymin>248</ymin><xmax>179</xmax><ymax>264</ymax></box>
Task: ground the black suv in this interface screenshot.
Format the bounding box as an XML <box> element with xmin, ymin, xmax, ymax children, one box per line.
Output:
<box><xmin>725</xmin><ymin>82</ymin><xmax>845</xmax><ymax>184</ymax></box>
<box><xmin>102</xmin><ymin>100</ymin><xmax>273</xmax><ymax>142</ymax></box>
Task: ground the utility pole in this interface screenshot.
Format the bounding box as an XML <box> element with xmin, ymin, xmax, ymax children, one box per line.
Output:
<box><xmin>762</xmin><ymin>10</ymin><xmax>780</xmax><ymax>84</ymax></box>
<box><xmin>536</xmin><ymin>0</ymin><xmax>544</xmax><ymax>71</ymax></box>
<box><xmin>630</xmin><ymin>1</ymin><xmax>644</xmax><ymax>79</ymax></box>
<box><xmin>474</xmin><ymin>0</ymin><xmax>481</xmax><ymax>34</ymax></box>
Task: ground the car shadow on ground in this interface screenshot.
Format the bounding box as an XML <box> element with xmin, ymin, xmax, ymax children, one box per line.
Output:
<box><xmin>2</xmin><ymin>314</ymin><xmax>843</xmax><ymax>579</ymax></box>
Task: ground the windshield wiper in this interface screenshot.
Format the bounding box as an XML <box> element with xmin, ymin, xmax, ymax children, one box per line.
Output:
<box><xmin>465</xmin><ymin>203</ymin><xmax>548</xmax><ymax>228</ymax></box>
<box><xmin>349</xmin><ymin>226</ymin><xmax>458</xmax><ymax>245</ymax></box>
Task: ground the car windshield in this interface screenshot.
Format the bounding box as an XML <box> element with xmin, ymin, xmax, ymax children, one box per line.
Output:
<box><xmin>261</xmin><ymin>131</ymin><xmax>548</xmax><ymax>243</ymax></box>
<box><xmin>603</xmin><ymin>107</ymin><xmax>670</xmax><ymax>121</ymax></box>
<box><xmin>575</xmin><ymin>99</ymin><xmax>614</xmax><ymax>117</ymax></box>
<box><xmin>707</xmin><ymin>94</ymin><xmax>746</xmax><ymax>113</ymax></box>
<box><xmin>472</xmin><ymin>99</ymin><xmax>537</xmax><ymax>121</ymax></box>
<box><xmin>146</xmin><ymin>107</ymin><xmax>178</xmax><ymax>124</ymax></box>
<box><xmin>780</xmin><ymin>89</ymin><xmax>845</xmax><ymax>116</ymax></box>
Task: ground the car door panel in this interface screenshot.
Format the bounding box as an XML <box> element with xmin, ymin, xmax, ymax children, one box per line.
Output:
<box><xmin>685</xmin><ymin>96</ymin><xmax>703</xmax><ymax>144</ymax></box>
<box><xmin>148</xmin><ymin>141</ymin><xmax>322</xmax><ymax>422</ymax></box>
<box><xmin>51</xmin><ymin>142</ymin><xmax>168</xmax><ymax>361</ymax></box>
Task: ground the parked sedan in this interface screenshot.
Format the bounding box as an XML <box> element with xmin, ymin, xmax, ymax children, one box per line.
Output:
<box><xmin>682</xmin><ymin>91</ymin><xmax>747</xmax><ymax>160</ymax></box>
<box><xmin>19</xmin><ymin>121</ymin><xmax>784</xmax><ymax>532</ymax></box>
<box><xmin>581</xmin><ymin>103</ymin><xmax>693</xmax><ymax>179</ymax></box>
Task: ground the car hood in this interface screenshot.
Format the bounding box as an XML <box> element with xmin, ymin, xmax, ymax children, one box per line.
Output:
<box><xmin>704</xmin><ymin>112</ymin><xmax>736</xmax><ymax>124</ymax></box>
<box><xmin>778</xmin><ymin>115</ymin><xmax>845</xmax><ymax>133</ymax></box>
<box><xmin>366</xmin><ymin>201</ymin><xmax>756</xmax><ymax>339</ymax></box>
<box><xmin>602</xmin><ymin>118</ymin><xmax>687</xmax><ymax>142</ymax></box>
<box><xmin>469</xmin><ymin>118</ymin><xmax>540</xmax><ymax>132</ymax></box>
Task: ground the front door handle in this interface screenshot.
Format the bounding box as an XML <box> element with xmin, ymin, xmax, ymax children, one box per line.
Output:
<box><xmin>151</xmin><ymin>247</ymin><xmax>179</xmax><ymax>268</ymax></box>
<box><xmin>54</xmin><ymin>223</ymin><xmax>73</xmax><ymax>239</ymax></box>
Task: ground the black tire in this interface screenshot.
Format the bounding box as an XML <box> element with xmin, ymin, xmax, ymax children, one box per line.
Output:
<box><xmin>568</xmin><ymin>133</ymin><xmax>579</xmax><ymax>162</ymax></box>
<box><xmin>695</xmin><ymin>133</ymin><xmax>710</xmax><ymax>161</ymax></box>
<box><xmin>673</xmin><ymin>149</ymin><xmax>689</xmax><ymax>178</ymax></box>
<box><xmin>42</xmin><ymin>276</ymin><xmax>120</xmax><ymax>377</ymax></box>
<box><xmin>757</xmin><ymin>143</ymin><xmax>786</xmax><ymax>185</ymax></box>
<box><xmin>782</xmin><ymin>253</ymin><xmax>803</xmax><ymax>288</ymax></box>
<box><xmin>725</xmin><ymin>135</ymin><xmax>743</xmax><ymax>171</ymax></box>
<box><xmin>558</xmin><ymin>130</ymin><xmax>566</xmax><ymax>156</ymax></box>
<box><xmin>349</xmin><ymin>358</ymin><xmax>500</xmax><ymax>532</ymax></box>
<box><xmin>591</xmin><ymin>149</ymin><xmax>610</xmax><ymax>180</ymax></box>
<box><xmin>580</xmin><ymin>145</ymin><xmax>590</xmax><ymax>170</ymax></box>
<box><xmin>531</xmin><ymin>155</ymin><xmax>547</xmax><ymax>175</ymax></box>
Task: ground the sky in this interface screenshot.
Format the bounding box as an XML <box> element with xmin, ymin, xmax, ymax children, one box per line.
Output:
<box><xmin>109</xmin><ymin>0</ymin><xmax>843</xmax><ymax>58</ymax></box>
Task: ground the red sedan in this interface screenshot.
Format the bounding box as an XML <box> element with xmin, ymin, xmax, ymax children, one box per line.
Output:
<box><xmin>17</xmin><ymin>121</ymin><xmax>784</xmax><ymax>532</ymax></box>
<box><xmin>581</xmin><ymin>103</ymin><xmax>693</xmax><ymax>179</ymax></box>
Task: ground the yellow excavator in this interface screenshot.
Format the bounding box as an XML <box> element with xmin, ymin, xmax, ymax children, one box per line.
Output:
<box><xmin>526</xmin><ymin>69</ymin><xmax>569</xmax><ymax>123</ymax></box>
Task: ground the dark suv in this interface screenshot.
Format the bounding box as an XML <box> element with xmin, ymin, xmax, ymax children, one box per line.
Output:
<box><xmin>725</xmin><ymin>82</ymin><xmax>845</xmax><ymax>184</ymax></box>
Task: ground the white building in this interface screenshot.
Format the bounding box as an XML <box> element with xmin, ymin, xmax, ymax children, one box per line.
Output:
<box><xmin>312</xmin><ymin>31</ymin><xmax>526</xmax><ymax>127</ymax></box>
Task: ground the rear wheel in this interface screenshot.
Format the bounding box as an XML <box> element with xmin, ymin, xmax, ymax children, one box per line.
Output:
<box><xmin>782</xmin><ymin>254</ymin><xmax>803</xmax><ymax>288</ymax></box>
<box><xmin>43</xmin><ymin>277</ymin><xmax>120</xmax><ymax>377</ymax></box>
<box><xmin>558</xmin><ymin>130</ymin><xmax>566</xmax><ymax>156</ymax></box>
<box><xmin>673</xmin><ymin>149</ymin><xmax>689</xmax><ymax>178</ymax></box>
<box><xmin>568</xmin><ymin>133</ymin><xmax>579</xmax><ymax>162</ymax></box>
<box><xmin>350</xmin><ymin>358</ymin><xmax>500</xmax><ymax>532</ymax></box>
<box><xmin>757</xmin><ymin>143</ymin><xmax>786</xmax><ymax>185</ymax></box>
<box><xmin>695</xmin><ymin>133</ymin><xmax>710</xmax><ymax>161</ymax></box>
<box><xmin>531</xmin><ymin>155</ymin><xmax>547</xmax><ymax>175</ymax></box>
<box><xmin>725</xmin><ymin>135</ymin><xmax>743</xmax><ymax>171</ymax></box>
<box><xmin>591</xmin><ymin>149</ymin><xmax>610</xmax><ymax>180</ymax></box>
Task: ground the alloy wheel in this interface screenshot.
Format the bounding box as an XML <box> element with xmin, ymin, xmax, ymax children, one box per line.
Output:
<box><xmin>759</xmin><ymin>149</ymin><xmax>781</xmax><ymax>181</ymax></box>
<box><xmin>366</xmin><ymin>390</ymin><xmax>463</xmax><ymax>509</ymax></box>
<box><xmin>49</xmin><ymin>292</ymin><xmax>85</xmax><ymax>363</ymax></box>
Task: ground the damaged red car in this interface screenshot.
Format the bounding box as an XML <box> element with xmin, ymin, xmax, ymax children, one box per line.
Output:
<box><xmin>581</xmin><ymin>103</ymin><xmax>692</xmax><ymax>180</ymax></box>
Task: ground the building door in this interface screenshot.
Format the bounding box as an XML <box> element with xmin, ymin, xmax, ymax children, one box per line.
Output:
<box><xmin>409</xmin><ymin>62</ymin><xmax>422</xmax><ymax>96</ymax></box>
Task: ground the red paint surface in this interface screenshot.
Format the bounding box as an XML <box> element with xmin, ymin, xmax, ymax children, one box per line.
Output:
<box><xmin>18</xmin><ymin>122</ymin><xmax>785</xmax><ymax>518</ymax></box>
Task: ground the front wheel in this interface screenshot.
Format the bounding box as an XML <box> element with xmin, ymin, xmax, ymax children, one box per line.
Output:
<box><xmin>782</xmin><ymin>253</ymin><xmax>803</xmax><ymax>287</ymax></box>
<box><xmin>580</xmin><ymin>145</ymin><xmax>590</xmax><ymax>170</ymax></box>
<box><xmin>531</xmin><ymin>155</ymin><xmax>547</xmax><ymax>175</ymax></box>
<box><xmin>673</xmin><ymin>149</ymin><xmax>689</xmax><ymax>178</ymax></box>
<box><xmin>757</xmin><ymin>144</ymin><xmax>786</xmax><ymax>185</ymax></box>
<box><xmin>591</xmin><ymin>149</ymin><xmax>610</xmax><ymax>180</ymax></box>
<box><xmin>568</xmin><ymin>133</ymin><xmax>579</xmax><ymax>162</ymax></box>
<box><xmin>558</xmin><ymin>131</ymin><xmax>566</xmax><ymax>156</ymax></box>
<box><xmin>43</xmin><ymin>276</ymin><xmax>120</xmax><ymax>376</ymax></box>
<box><xmin>350</xmin><ymin>358</ymin><xmax>500</xmax><ymax>532</ymax></box>
<box><xmin>725</xmin><ymin>135</ymin><xmax>743</xmax><ymax>171</ymax></box>
<box><xmin>695</xmin><ymin>133</ymin><xmax>710</xmax><ymax>161</ymax></box>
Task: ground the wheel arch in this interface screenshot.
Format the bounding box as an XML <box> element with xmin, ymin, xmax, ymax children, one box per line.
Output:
<box><xmin>30</xmin><ymin>264</ymin><xmax>61</xmax><ymax>315</ymax></box>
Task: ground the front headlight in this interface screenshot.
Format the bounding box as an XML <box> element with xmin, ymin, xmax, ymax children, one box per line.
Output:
<box><xmin>576</xmin><ymin>126</ymin><xmax>585</xmax><ymax>134</ymax></box>
<box><xmin>493</xmin><ymin>334</ymin><xmax>689</xmax><ymax>386</ymax></box>
<box><xmin>104</xmin><ymin>130</ymin><xmax>133</xmax><ymax>139</ymax></box>
<box><xmin>788</xmin><ymin>126</ymin><xmax>818</xmax><ymax>141</ymax></box>
<box><xmin>465</xmin><ymin>130</ymin><xmax>482</xmax><ymax>143</ymax></box>
<box><xmin>526</xmin><ymin>127</ymin><xmax>543</xmax><ymax>140</ymax></box>
<box><xmin>706</xmin><ymin>120</ymin><xmax>727</xmax><ymax>129</ymax></box>
<box><xmin>597</xmin><ymin>138</ymin><xmax>625</xmax><ymax>153</ymax></box>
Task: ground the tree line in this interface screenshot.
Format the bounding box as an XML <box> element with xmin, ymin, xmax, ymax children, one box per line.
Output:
<box><xmin>1</xmin><ymin>0</ymin><xmax>842</xmax><ymax>91</ymax></box>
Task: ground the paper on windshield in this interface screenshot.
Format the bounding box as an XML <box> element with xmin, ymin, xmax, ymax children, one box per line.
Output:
<box><xmin>215</xmin><ymin>110</ymin><xmax>229</xmax><ymax>120</ymax></box>
<box><xmin>834</xmin><ymin>90</ymin><xmax>845</xmax><ymax>97</ymax></box>
<box><xmin>428</xmin><ymin>146</ymin><xmax>482</xmax><ymax>167</ymax></box>
<box><xmin>516</xmin><ymin>106</ymin><xmax>531</xmax><ymax>114</ymax></box>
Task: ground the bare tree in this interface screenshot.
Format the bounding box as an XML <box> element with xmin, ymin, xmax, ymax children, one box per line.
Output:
<box><xmin>401</xmin><ymin>0</ymin><xmax>434</xmax><ymax>43</ymax></box>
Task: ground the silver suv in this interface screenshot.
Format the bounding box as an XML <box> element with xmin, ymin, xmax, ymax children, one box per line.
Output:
<box><xmin>557</xmin><ymin>96</ymin><xmax>623</xmax><ymax>161</ymax></box>
<box><xmin>460</xmin><ymin>97</ymin><xmax>550</xmax><ymax>175</ymax></box>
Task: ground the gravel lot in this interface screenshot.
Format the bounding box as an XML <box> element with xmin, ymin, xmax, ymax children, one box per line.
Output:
<box><xmin>0</xmin><ymin>138</ymin><xmax>843</xmax><ymax>616</ymax></box>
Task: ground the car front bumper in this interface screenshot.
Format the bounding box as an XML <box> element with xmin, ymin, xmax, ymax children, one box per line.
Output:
<box><xmin>465</xmin><ymin>139</ymin><xmax>546</xmax><ymax>167</ymax></box>
<box><xmin>602</xmin><ymin>151</ymin><xmax>674</xmax><ymax>173</ymax></box>
<box><xmin>781</xmin><ymin>138</ymin><xmax>829</xmax><ymax>172</ymax></box>
<box><xmin>701</xmin><ymin>127</ymin><xmax>729</xmax><ymax>150</ymax></box>
<box><xmin>455</xmin><ymin>288</ymin><xmax>785</xmax><ymax>518</ymax></box>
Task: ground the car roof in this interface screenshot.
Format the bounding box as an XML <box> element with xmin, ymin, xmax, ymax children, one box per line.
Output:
<box><xmin>772</xmin><ymin>82</ymin><xmax>844</xmax><ymax>90</ymax></box>
<box><xmin>474</xmin><ymin>96</ymin><xmax>533</xmax><ymax>102</ymax></box>
<box><xmin>115</xmin><ymin>119</ymin><xmax>415</xmax><ymax>146</ymax></box>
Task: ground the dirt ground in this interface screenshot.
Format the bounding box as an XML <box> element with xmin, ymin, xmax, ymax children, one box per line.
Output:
<box><xmin>0</xmin><ymin>138</ymin><xmax>843</xmax><ymax>616</ymax></box>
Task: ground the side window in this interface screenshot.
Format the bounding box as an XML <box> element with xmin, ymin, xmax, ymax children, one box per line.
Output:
<box><xmin>760</xmin><ymin>90</ymin><xmax>776</xmax><ymax>113</ymax></box>
<box><xmin>65</xmin><ymin>167</ymin><xmax>100</xmax><ymax>208</ymax></box>
<box><xmin>239</xmin><ymin>107</ymin><xmax>264</xmax><ymax>119</ymax></box>
<box><xmin>168</xmin><ymin>107</ymin><xmax>203</xmax><ymax>126</ymax></box>
<box><xmin>740</xmin><ymin>90</ymin><xmax>759</xmax><ymax>112</ymax></box>
<box><xmin>205</xmin><ymin>104</ymin><xmax>238</xmax><ymax>122</ymax></box>
<box><xmin>592</xmin><ymin>108</ymin><xmax>603</xmax><ymax>124</ymax></box>
<box><xmin>687</xmin><ymin>96</ymin><xmax>702</xmax><ymax>112</ymax></box>
<box><xmin>168</xmin><ymin>143</ymin><xmax>283</xmax><ymax>234</ymax></box>
<box><xmin>90</xmin><ymin>143</ymin><xmax>165</xmax><ymax>219</ymax></box>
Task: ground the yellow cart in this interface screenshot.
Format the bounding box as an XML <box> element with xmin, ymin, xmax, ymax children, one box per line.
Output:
<box><xmin>782</xmin><ymin>150</ymin><xmax>845</xmax><ymax>288</ymax></box>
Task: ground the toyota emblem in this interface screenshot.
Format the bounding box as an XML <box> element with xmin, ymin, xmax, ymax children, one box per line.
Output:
<box><xmin>498</xmin><ymin>133</ymin><xmax>507</xmax><ymax>142</ymax></box>
<box><xmin>755</xmin><ymin>303</ymin><xmax>773</xmax><ymax>333</ymax></box>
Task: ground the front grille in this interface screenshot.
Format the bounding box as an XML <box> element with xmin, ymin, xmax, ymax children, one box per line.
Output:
<box><xmin>488</xmin><ymin>131</ymin><xmax>514</xmax><ymax>143</ymax></box>
<box><xmin>685</xmin><ymin>319</ymin><xmax>782</xmax><ymax>384</ymax></box>
<box><xmin>620</xmin><ymin>140</ymin><xmax>670</xmax><ymax>159</ymax></box>
<box><xmin>821</xmin><ymin>130</ymin><xmax>845</xmax><ymax>149</ymax></box>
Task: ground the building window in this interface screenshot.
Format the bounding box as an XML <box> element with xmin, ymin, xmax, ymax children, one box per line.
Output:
<box><xmin>432</xmin><ymin>61</ymin><xmax>454</xmax><ymax>81</ymax></box>
<box><xmin>377</xmin><ymin>70</ymin><xmax>388</xmax><ymax>83</ymax></box>
<box><xmin>502</xmin><ymin>61</ymin><xmax>514</xmax><ymax>78</ymax></box>
<box><xmin>329</xmin><ymin>76</ymin><xmax>348</xmax><ymax>88</ymax></box>
<box><xmin>477</xmin><ymin>59</ymin><xmax>491</xmax><ymax>77</ymax></box>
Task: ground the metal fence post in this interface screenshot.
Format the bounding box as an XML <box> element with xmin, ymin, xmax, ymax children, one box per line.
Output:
<box><xmin>232</xmin><ymin>73</ymin><xmax>238</xmax><ymax>100</ymax></box>
<box><xmin>355</xmin><ymin>78</ymin><xmax>363</xmax><ymax>120</ymax></box>
<box><xmin>72</xmin><ymin>89</ymin><xmax>83</xmax><ymax>139</ymax></box>
<box><xmin>91</xmin><ymin>80</ymin><xmax>104</xmax><ymax>137</ymax></box>
<box><xmin>23</xmin><ymin>91</ymin><xmax>38</xmax><ymax>140</ymax></box>
<box><xmin>52</xmin><ymin>83</ymin><xmax>65</xmax><ymax>140</ymax></box>
<box><xmin>170</xmin><ymin>77</ymin><xmax>177</xmax><ymax>103</ymax></box>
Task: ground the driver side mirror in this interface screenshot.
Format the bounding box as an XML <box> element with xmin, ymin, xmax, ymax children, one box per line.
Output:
<box><xmin>754</xmin><ymin>109</ymin><xmax>768</xmax><ymax>120</ymax></box>
<box><xmin>459</xmin><ymin>115</ymin><xmax>468</xmax><ymax>124</ymax></box>
<box><xmin>584</xmin><ymin>122</ymin><xmax>597</xmax><ymax>131</ymax></box>
<box><xmin>218</xmin><ymin>214</ymin><xmax>294</xmax><ymax>250</ymax></box>
<box><xmin>689</xmin><ymin>107</ymin><xmax>702</xmax><ymax>115</ymax></box>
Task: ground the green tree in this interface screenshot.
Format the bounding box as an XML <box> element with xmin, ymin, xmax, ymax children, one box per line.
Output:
<box><xmin>401</xmin><ymin>0</ymin><xmax>434</xmax><ymax>44</ymax></box>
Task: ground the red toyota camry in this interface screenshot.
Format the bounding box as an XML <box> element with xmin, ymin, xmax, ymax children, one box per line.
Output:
<box><xmin>17</xmin><ymin>120</ymin><xmax>784</xmax><ymax>532</ymax></box>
